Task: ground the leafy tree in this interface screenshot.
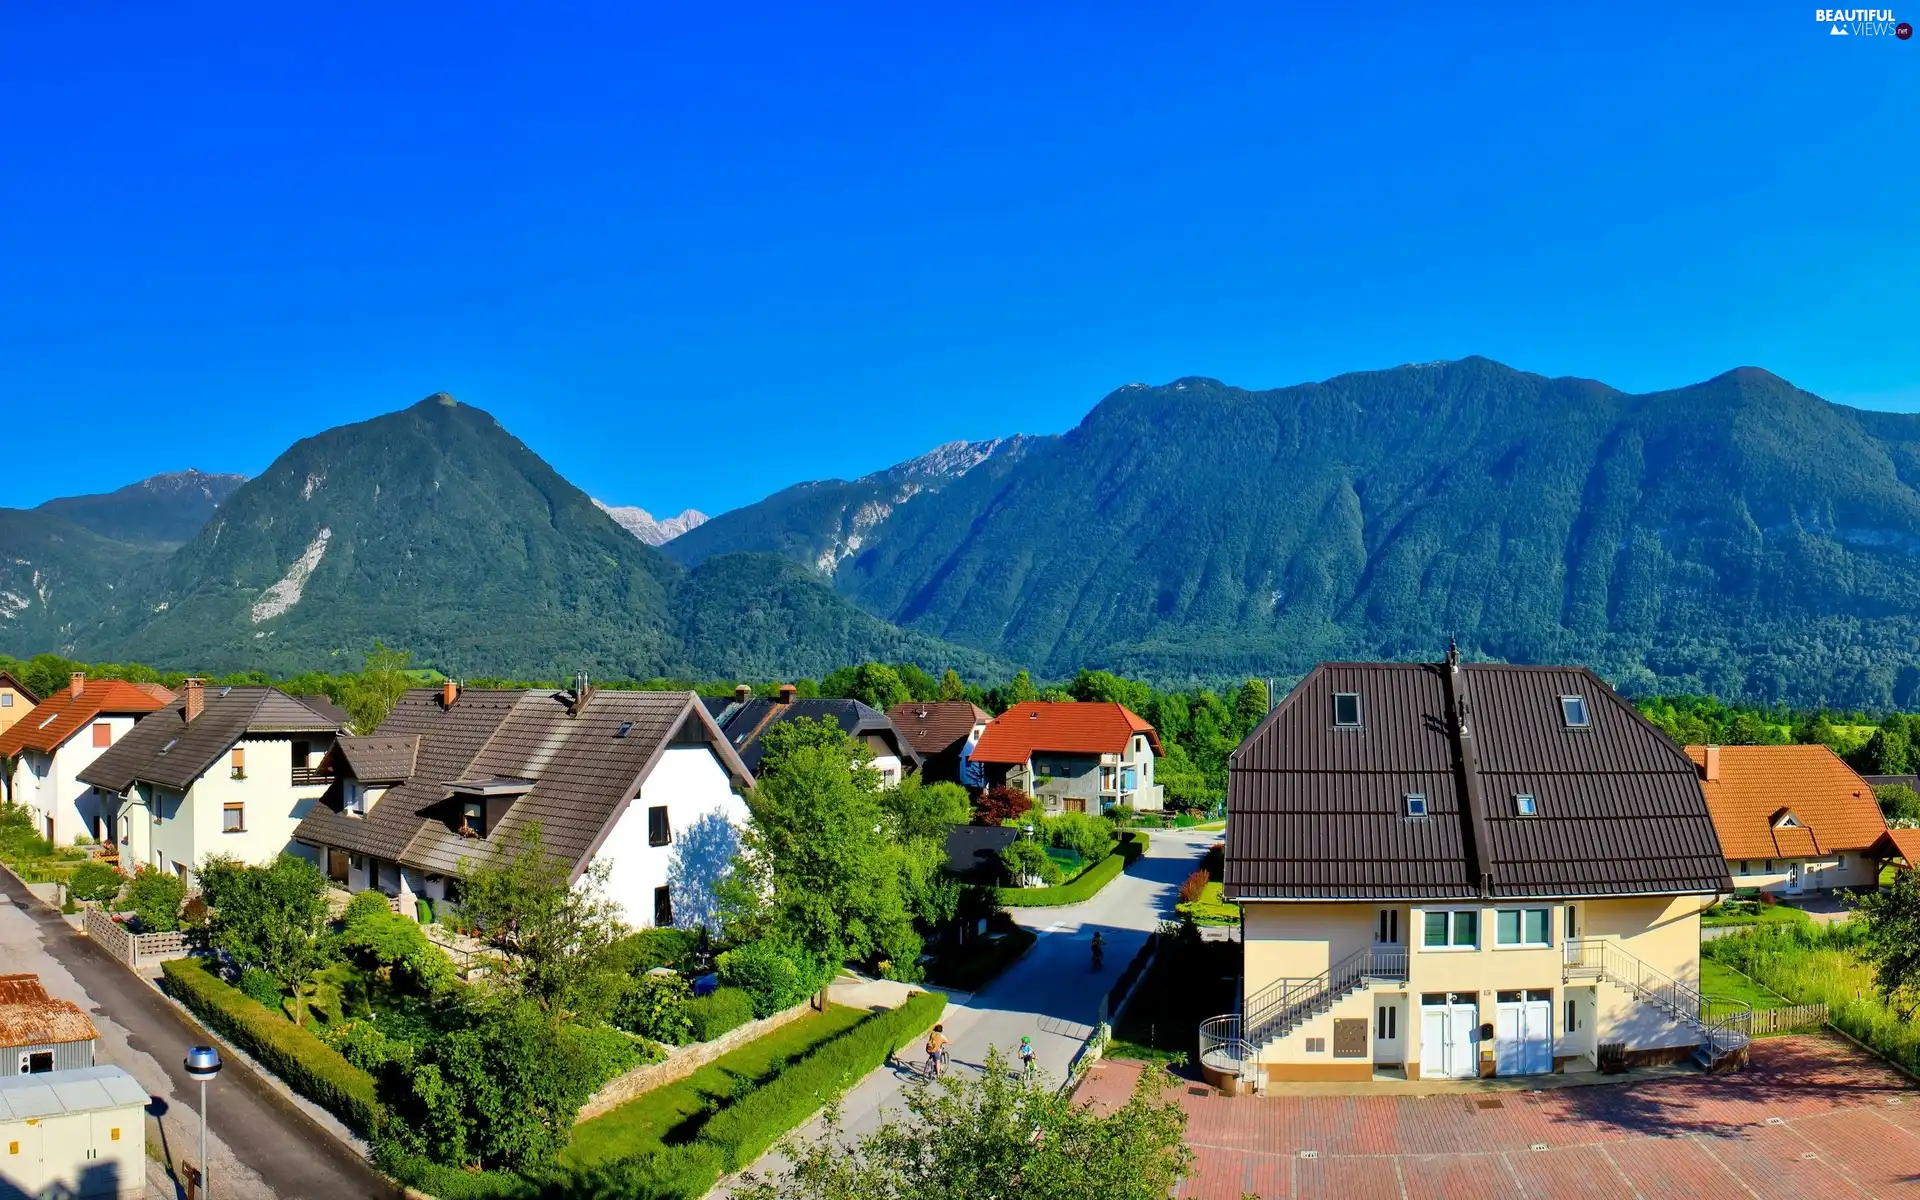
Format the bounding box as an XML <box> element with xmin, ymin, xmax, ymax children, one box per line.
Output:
<box><xmin>199</xmin><ymin>854</ymin><xmax>330</xmax><ymax>1022</ymax></box>
<box><xmin>456</xmin><ymin>823</ymin><xmax>628</xmax><ymax>1018</ymax></box>
<box><xmin>1042</xmin><ymin>812</ymin><xmax>1116</xmax><ymax>864</ymax></box>
<box><xmin>734</xmin><ymin>1046</ymin><xmax>1192</xmax><ymax>1200</ymax></box>
<box><xmin>720</xmin><ymin>717</ymin><xmax>918</xmax><ymax>976</ymax></box>
<box><xmin>1876</xmin><ymin>784</ymin><xmax>1920</xmax><ymax>826</ymax></box>
<box><xmin>882</xmin><ymin>776</ymin><xmax>971</xmax><ymax>842</ymax></box>
<box><xmin>66</xmin><ymin>861</ymin><xmax>124</xmax><ymax>906</ymax></box>
<box><xmin>973</xmin><ymin>786</ymin><xmax>1033</xmax><ymax>827</ymax></box>
<box><xmin>717</xmin><ymin>938</ymin><xmax>828</xmax><ymax>1017</ymax></box>
<box><xmin>1007</xmin><ymin>670</ymin><xmax>1039</xmax><ymax>706</ymax></box>
<box><xmin>1001</xmin><ymin>839</ymin><xmax>1061</xmax><ymax>887</ymax></box>
<box><xmin>938</xmin><ymin>669</ymin><xmax>967</xmax><ymax>701</ymax></box>
<box><xmin>1232</xmin><ymin>679</ymin><xmax>1269</xmax><ymax>736</ymax></box>
<box><xmin>341</xmin><ymin>642</ymin><xmax>414</xmax><ymax>734</ymax></box>
<box><xmin>125</xmin><ymin>865</ymin><xmax>186</xmax><ymax>931</ymax></box>
<box><xmin>1854</xmin><ymin>870</ymin><xmax>1920</xmax><ymax>1021</ymax></box>
<box><xmin>1853</xmin><ymin>726</ymin><xmax>1914</xmax><ymax>775</ymax></box>
<box><xmin>894</xmin><ymin>662</ymin><xmax>938</xmax><ymax>703</ymax></box>
<box><xmin>838</xmin><ymin>662</ymin><xmax>911</xmax><ymax>711</ymax></box>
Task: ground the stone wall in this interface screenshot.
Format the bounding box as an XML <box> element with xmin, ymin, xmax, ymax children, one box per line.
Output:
<box><xmin>576</xmin><ymin>999</ymin><xmax>816</xmax><ymax>1124</ymax></box>
<box><xmin>82</xmin><ymin>908</ymin><xmax>133</xmax><ymax>963</ymax></box>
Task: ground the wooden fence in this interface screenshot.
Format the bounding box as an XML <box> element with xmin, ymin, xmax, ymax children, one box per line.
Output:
<box><xmin>1745</xmin><ymin>1003</ymin><xmax>1830</xmax><ymax>1037</ymax></box>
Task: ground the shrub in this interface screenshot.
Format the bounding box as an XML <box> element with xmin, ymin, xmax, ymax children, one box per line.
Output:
<box><xmin>67</xmin><ymin>860</ymin><xmax>123</xmax><ymax>905</ymax></box>
<box><xmin>605</xmin><ymin>927</ymin><xmax>699</xmax><ymax>975</ymax></box>
<box><xmin>994</xmin><ymin>833</ymin><xmax>1145</xmax><ymax>907</ymax></box>
<box><xmin>238</xmin><ymin>967</ymin><xmax>284</xmax><ymax>1008</ymax></box>
<box><xmin>162</xmin><ymin>958</ymin><xmax>384</xmax><ymax>1136</ymax></box>
<box><xmin>698</xmin><ymin>990</ymin><xmax>946</xmax><ymax>1170</ymax></box>
<box><xmin>125</xmin><ymin>866</ymin><xmax>186</xmax><ymax>932</ymax></box>
<box><xmin>1000</xmin><ymin>839</ymin><xmax>1062</xmax><ymax>887</ymax></box>
<box><xmin>974</xmin><ymin>786</ymin><xmax>1033</xmax><ymax>826</ymax></box>
<box><xmin>1044</xmin><ymin>811</ymin><xmax>1116</xmax><ymax>864</ymax></box>
<box><xmin>338</xmin><ymin>890</ymin><xmax>456</xmax><ymax>993</ymax></box>
<box><xmin>1178</xmin><ymin>869</ymin><xmax>1210</xmax><ymax>905</ymax></box>
<box><xmin>1876</xmin><ymin>783</ymin><xmax>1920</xmax><ymax>825</ymax></box>
<box><xmin>615</xmin><ymin>972</ymin><xmax>694</xmax><ymax>1045</ymax></box>
<box><xmin>685</xmin><ymin>987</ymin><xmax>756</xmax><ymax>1042</ymax></box>
<box><xmin>717</xmin><ymin>939</ymin><xmax>825</xmax><ymax>1019</ymax></box>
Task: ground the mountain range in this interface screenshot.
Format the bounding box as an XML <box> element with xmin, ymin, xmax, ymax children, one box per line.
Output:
<box><xmin>8</xmin><ymin>358</ymin><xmax>1920</xmax><ymax>706</ymax></box>
<box><xmin>593</xmin><ymin>502</ymin><xmax>709</xmax><ymax>546</ymax></box>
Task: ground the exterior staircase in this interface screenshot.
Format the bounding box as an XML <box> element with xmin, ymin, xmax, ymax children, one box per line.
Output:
<box><xmin>1199</xmin><ymin>945</ymin><xmax>1409</xmax><ymax>1081</ymax></box>
<box><xmin>1561</xmin><ymin>937</ymin><xmax>1751</xmax><ymax>1072</ymax></box>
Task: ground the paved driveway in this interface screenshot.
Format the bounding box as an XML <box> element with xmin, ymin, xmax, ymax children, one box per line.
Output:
<box><xmin>0</xmin><ymin>869</ymin><xmax>392</xmax><ymax>1199</ymax></box>
<box><xmin>1079</xmin><ymin>1036</ymin><xmax>1920</xmax><ymax>1199</ymax></box>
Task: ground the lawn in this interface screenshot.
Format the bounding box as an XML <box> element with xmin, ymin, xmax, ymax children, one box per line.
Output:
<box><xmin>1700</xmin><ymin>958</ymin><xmax>1791</xmax><ymax>1011</ymax></box>
<box><xmin>1702</xmin><ymin>899</ymin><xmax>1813</xmax><ymax>928</ymax></box>
<box><xmin>561</xmin><ymin>1003</ymin><xmax>869</xmax><ymax>1172</ymax></box>
<box><xmin>1175</xmin><ymin>881</ymin><xmax>1239</xmax><ymax>927</ymax></box>
<box><xmin>1705</xmin><ymin>924</ymin><xmax>1920</xmax><ymax>1068</ymax></box>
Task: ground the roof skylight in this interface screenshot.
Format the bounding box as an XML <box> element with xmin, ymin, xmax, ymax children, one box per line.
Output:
<box><xmin>1515</xmin><ymin>793</ymin><xmax>1538</xmax><ymax>816</ymax></box>
<box><xmin>1333</xmin><ymin>692</ymin><xmax>1363</xmax><ymax>728</ymax></box>
<box><xmin>1404</xmin><ymin>792</ymin><xmax>1427</xmax><ymax>817</ymax></box>
<box><xmin>1560</xmin><ymin>695</ymin><xmax>1590</xmax><ymax>728</ymax></box>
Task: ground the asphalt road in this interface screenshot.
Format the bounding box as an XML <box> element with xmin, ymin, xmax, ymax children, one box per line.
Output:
<box><xmin>0</xmin><ymin>868</ymin><xmax>393</xmax><ymax>1199</ymax></box>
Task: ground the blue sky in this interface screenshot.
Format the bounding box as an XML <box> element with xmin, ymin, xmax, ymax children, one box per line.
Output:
<box><xmin>1</xmin><ymin>3</ymin><xmax>1913</xmax><ymax>517</ymax></box>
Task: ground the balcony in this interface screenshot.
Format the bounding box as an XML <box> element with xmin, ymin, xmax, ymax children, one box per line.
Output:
<box><xmin>291</xmin><ymin>766</ymin><xmax>335</xmax><ymax>786</ymax></box>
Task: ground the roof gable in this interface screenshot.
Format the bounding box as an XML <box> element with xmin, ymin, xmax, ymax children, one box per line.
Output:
<box><xmin>714</xmin><ymin>698</ymin><xmax>919</xmax><ymax>773</ymax></box>
<box><xmin>1685</xmin><ymin>744</ymin><xmax>1887</xmax><ymax>859</ymax></box>
<box><xmin>970</xmin><ymin>702</ymin><xmax>1161</xmax><ymax>764</ymax></box>
<box><xmin>78</xmin><ymin>687</ymin><xmax>344</xmax><ymax>793</ymax></box>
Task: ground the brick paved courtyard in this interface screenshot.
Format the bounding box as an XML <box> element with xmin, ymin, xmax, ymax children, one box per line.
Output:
<box><xmin>1078</xmin><ymin>1037</ymin><xmax>1920</xmax><ymax>1198</ymax></box>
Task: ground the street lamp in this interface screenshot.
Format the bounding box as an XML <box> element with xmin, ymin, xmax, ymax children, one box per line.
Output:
<box><xmin>184</xmin><ymin>1045</ymin><xmax>222</xmax><ymax>1198</ymax></box>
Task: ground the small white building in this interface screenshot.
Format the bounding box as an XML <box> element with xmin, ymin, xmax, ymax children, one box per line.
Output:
<box><xmin>77</xmin><ymin>681</ymin><xmax>345</xmax><ymax>885</ymax></box>
<box><xmin>294</xmin><ymin>682</ymin><xmax>755</xmax><ymax>930</ymax></box>
<box><xmin>0</xmin><ymin>675</ymin><xmax>170</xmax><ymax>848</ymax></box>
<box><xmin>0</xmin><ymin>1064</ymin><xmax>148</xmax><ymax>1200</ymax></box>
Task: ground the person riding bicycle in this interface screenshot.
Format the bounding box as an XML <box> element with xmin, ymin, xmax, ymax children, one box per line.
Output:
<box><xmin>1019</xmin><ymin>1036</ymin><xmax>1036</xmax><ymax>1079</ymax></box>
<box><xmin>1090</xmin><ymin>931</ymin><xmax>1105</xmax><ymax>970</ymax></box>
<box><xmin>926</xmin><ymin>1024</ymin><xmax>950</xmax><ymax>1078</ymax></box>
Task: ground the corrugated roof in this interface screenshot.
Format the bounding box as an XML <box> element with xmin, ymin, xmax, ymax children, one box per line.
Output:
<box><xmin>887</xmin><ymin>701</ymin><xmax>991</xmax><ymax>758</ymax></box>
<box><xmin>1225</xmin><ymin>660</ymin><xmax>1730</xmax><ymax>901</ymax></box>
<box><xmin>969</xmin><ymin>702</ymin><xmax>1162</xmax><ymax>765</ymax></box>
<box><xmin>0</xmin><ymin>680</ymin><xmax>169</xmax><ymax>757</ymax></box>
<box><xmin>78</xmin><ymin>687</ymin><xmax>344</xmax><ymax>794</ymax></box>
<box><xmin>333</xmin><ymin>735</ymin><xmax>420</xmax><ymax>783</ymax></box>
<box><xmin>0</xmin><ymin>975</ymin><xmax>98</xmax><ymax>1047</ymax></box>
<box><xmin>1684</xmin><ymin>745</ymin><xmax>1887</xmax><ymax>860</ymax></box>
<box><xmin>0</xmin><ymin>1065</ymin><xmax>148</xmax><ymax>1121</ymax></box>
<box><xmin>712</xmin><ymin>698</ymin><xmax>920</xmax><ymax>774</ymax></box>
<box><xmin>295</xmin><ymin>688</ymin><xmax>753</xmax><ymax>880</ymax></box>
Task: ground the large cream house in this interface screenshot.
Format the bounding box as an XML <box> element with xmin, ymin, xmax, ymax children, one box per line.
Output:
<box><xmin>1687</xmin><ymin>744</ymin><xmax>1888</xmax><ymax>896</ymax></box>
<box><xmin>1214</xmin><ymin>652</ymin><xmax>1736</xmax><ymax>1089</ymax></box>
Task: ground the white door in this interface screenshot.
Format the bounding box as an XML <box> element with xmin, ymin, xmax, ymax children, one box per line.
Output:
<box><xmin>1785</xmin><ymin>862</ymin><xmax>1803</xmax><ymax>895</ymax></box>
<box><xmin>1446</xmin><ymin>1003</ymin><xmax>1478</xmax><ymax>1078</ymax></box>
<box><xmin>1422</xmin><ymin>1002</ymin><xmax>1478</xmax><ymax>1079</ymax></box>
<box><xmin>1525</xmin><ymin>1000</ymin><xmax>1553</xmax><ymax>1073</ymax></box>
<box><xmin>1495</xmin><ymin>1001</ymin><xmax>1525</xmax><ymax>1075</ymax></box>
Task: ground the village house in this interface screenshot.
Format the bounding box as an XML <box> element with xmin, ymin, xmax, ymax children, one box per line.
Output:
<box><xmin>1214</xmin><ymin>652</ymin><xmax>1735</xmax><ymax>1089</ymax></box>
<box><xmin>0</xmin><ymin>675</ymin><xmax>170</xmax><ymax>848</ymax></box>
<box><xmin>887</xmin><ymin>699</ymin><xmax>991</xmax><ymax>787</ymax></box>
<box><xmin>0</xmin><ymin>671</ymin><xmax>40</xmax><ymax>740</ymax></box>
<box><xmin>293</xmin><ymin>679</ymin><xmax>754</xmax><ymax>931</ymax></box>
<box><xmin>1687</xmin><ymin>743</ymin><xmax>1888</xmax><ymax>897</ymax></box>
<box><xmin>703</xmin><ymin>685</ymin><xmax>919</xmax><ymax>786</ymax></box>
<box><xmin>969</xmin><ymin>701</ymin><xmax>1164</xmax><ymax>813</ymax></box>
<box><xmin>77</xmin><ymin>680</ymin><xmax>347</xmax><ymax>884</ymax></box>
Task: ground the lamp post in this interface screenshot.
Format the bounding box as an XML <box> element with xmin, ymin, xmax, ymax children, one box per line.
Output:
<box><xmin>184</xmin><ymin>1045</ymin><xmax>222</xmax><ymax>1198</ymax></box>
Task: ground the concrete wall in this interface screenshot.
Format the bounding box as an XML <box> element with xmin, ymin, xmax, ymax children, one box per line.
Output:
<box><xmin>590</xmin><ymin>746</ymin><xmax>749</xmax><ymax>930</ymax></box>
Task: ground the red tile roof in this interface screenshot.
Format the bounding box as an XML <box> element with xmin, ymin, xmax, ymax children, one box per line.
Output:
<box><xmin>1873</xmin><ymin>828</ymin><xmax>1920</xmax><ymax>868</ymax></box>
<box><xmin>969</xmin><ymin>701</ymin><xmax>1161</xmax><ymax>765</ymax></box>
<box><xmin>1685</xmin><ymin>744</ymin><xmax>1887</xmax><ymax>860</ymax></box>
<box><xmin>0</xmin><ymin>679</ymin><xmax>169</xmax><ymax>757</ymax></box>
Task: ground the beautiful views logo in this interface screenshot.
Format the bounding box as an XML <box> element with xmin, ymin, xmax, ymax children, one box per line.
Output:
<box><xmin>1815</xmin><ymin>8</ymin><xmax>1908</xmax><ymax>34</ymax></box>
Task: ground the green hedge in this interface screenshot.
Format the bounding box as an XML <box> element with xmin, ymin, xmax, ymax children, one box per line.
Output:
<box><xmin>686</xmin><ymin>986</ymin><xmax>756</xmax><ymax>1042</ymax></box>
<box><xmin>994</xmin><ymin>832</ymin><xmax>1145</xmax><ymax>907</ymax></box>
<box><xmin>161</xmin><ymin>958</ymin><xmax>385</xmax><ymax>1137</ymax></box>
<box><xmin>927</xmin><ymin>928</ymin><xmax>1036</xmax><ymax>991</ymax></box>
<box><xmin>699</xmin><ymin>990</ymin><xmax>947</xmax><ymax>1170</ymax></box>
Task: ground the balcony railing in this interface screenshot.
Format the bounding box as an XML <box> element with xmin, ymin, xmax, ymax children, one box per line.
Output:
<box><xmin>291</xmin><ymin>766</ymin><xmax>335</xmax><ymax>786</ymax></box>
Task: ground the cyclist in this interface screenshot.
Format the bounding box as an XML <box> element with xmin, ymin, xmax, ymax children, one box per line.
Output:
<box><xmin>1019</xmin><ymin>1036</ymin><xmax>1036</xmax><ymax>1080</ymax></box>
<box><xmin>1090</xmin><ymin>931</ymin><xmax>1105</xmax><ymax>971</ymax></box>
<box><xmin>926</xmin><ymin>1024</ymin><xmax>950</xmax><ymax>1078</ymax></box>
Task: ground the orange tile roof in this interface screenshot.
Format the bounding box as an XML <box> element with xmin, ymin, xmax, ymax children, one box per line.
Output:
<box><xmin>1684</xmin><ymin>744</ymin><xmax>1887</xmax><ymax>860</ymax></box>
<box><xmin>969</xmin><ymin>701</ymin><xmax>1161</xmax><ymax>765</ymax></box>
<box><xmin>1874</xmin><ymin>828</ymin><xmax>1920</xmax><ymax>867</ymax></box>
<box><xmin>0</xmin><ymin>679</ymin><xmax>168</xmax><ymax>757</ymax></box>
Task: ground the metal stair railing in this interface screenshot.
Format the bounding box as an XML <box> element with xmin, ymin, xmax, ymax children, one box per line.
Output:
<box><xmin>1240</xmin><ymin>944</ymin><xmax>1410</xmax><ymax>1050</ymax></box>
<box><xmin>1563</xmin><ymin>937</ymin><xmax>1751</xmax><ymax>1064</ymax></box>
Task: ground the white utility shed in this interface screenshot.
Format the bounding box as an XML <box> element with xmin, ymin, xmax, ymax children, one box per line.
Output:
<box><xmin>0</xmin><ymin>1064</ymin><xmax>147</xmax><ymax>1199</ymax></box>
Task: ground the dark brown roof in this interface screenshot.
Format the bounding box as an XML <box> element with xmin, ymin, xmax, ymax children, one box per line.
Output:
<box><xmin>78</xmin><ymin>687</ymin><xmax>345</xmax><ymax>793</ymax></box>
<box><xmin>333</xmin><ymin>735</ymin><xmax>420</xmax><ymax>784</ymax></box>
<box><xmin>707</xmin><ymin>698</ymin><xmax>920</xmax><ymax>774</ymax></box>
<box><xmin>298</xmin><ymin>694</ymin><xmax>352</xmax><ymax>727</ymax></box>
<box><xmin>1225</xmin><ymin>659</ymin><xmax>1730</xmax><ymax>902</ymax></box>
<box><xmin>294</xmin><ymin>687</ymin><xmax>753</xmax><ymax>879</ymax></box>
<box><xmin>887</xmin><ymin>701</ymin><xmax>991</xmax><ymax>758</ymax></box>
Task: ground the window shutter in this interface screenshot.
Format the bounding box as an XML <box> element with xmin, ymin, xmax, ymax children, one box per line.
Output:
<box><xmin>93</xmin><ymin>722</ymin><xmax>112</xmax><ymax>748</ymax></box>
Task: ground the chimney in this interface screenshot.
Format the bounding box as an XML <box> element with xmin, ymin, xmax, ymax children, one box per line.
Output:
<box><xmin>777</xmin><ymin>684</ymin><xmax>796</xmax><ymax>705</ymax></box>
<box><xmin>184</xmin><ymin>678</ymin><xmax>205</xmax><ymax>723</ymax></box>
<box><xmin>1703</xmin><ymin>744</ymin><xmax>1721</xmax><ymax>783</ymax></box>
<box><xmin>442</xmin><ymin>679</ymin><xmax>460</xmax><ymax>709</ymax></box>
<box><xmin>735</xmin><ymin>684</ymin><xmax>752</xmax><ymax>701</ymax></box>
<box><xmin>569</xmin><ymin>671</ymin><xmax>592</xmax><ymax>717</ymax></box>
<box><xmin>70</xmin><ymin>672</ymin><xmax>84</xmax><ymax>698</ymax></box>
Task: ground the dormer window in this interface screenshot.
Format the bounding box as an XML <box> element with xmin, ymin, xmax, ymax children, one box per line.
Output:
<box><xmin>458</xmin><ymin>801</ymin><xmax>485</xmax><ymax>838</ymax></box>
<box><xmin>1773</xmin><ymin>809</ymin><xmax>1801</xmax><ymax>829</ymax></box>
<box><xmin>1560</xmin><ymin>696</ymin><xmax>1590</xmax><ymax>728</ymax></box>
<box><xmin>1514</xmin><ymin>793</ymin><xmax>1538</xmax><ymax>817</ymax></box>
<box><xmin>1404</xmin><ymin>792</ymin><xmax>1427</xmax><ymax>817</ymax></box>
<box><xmin>1333</xmin><ymin>693</ymin><xmax>1363</xmax><ymax>728</ymax></box>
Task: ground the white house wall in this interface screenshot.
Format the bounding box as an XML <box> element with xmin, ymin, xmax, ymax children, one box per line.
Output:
<box><xmin>126</xmin><ymin>736</ymin><xmax>330</xmax><ymax>884</ymax></box>
<box><xmin>11</xmin><ymin>715</ymin><xmax>141</xmax><ymax>847</ymax></box>
<box><xmin>589</xmin><ymin>745</ymin><xmax>748</xmax><ymax>930</ymax></box>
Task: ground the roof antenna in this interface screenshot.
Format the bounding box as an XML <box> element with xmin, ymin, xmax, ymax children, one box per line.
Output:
<box><xmin>1446</xmin><ymin>636</ymin><xmax>1460</xmax><ymax>668</ymax></box>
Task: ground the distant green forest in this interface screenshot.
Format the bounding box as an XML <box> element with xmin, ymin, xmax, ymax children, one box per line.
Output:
<box><xmin>14</xmin><ymin>647</ymin><xmax>1920</xmax><ymax>806</ymax></box>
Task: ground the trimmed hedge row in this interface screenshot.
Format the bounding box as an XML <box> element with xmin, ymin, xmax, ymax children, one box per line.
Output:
<box><xmin>161</xmin><ymin>957</ymin><xmax>385</xmax><ymax>1136</ymax></box>
<box><xmin>686</xmin><ymin>986</ymin><xmax>756</xmax><ymax>1041</ymax></box>
<box><xmin>927</xmin><ymin>928</ymin><xmax>1036</xmax><ymax>991</ymax></box>
<box><xmin>994</xmin><ymin>832</ymin><xmax>1147</xmax><ymax>907</ymax></box>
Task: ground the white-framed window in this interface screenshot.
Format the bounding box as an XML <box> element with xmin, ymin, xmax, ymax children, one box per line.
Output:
<box><xmin>1837</xmin><ymin>854</ymin><xmax>1848</xmax><ymax>870</ymax></box>
<box><xmin>1560</xmin><ymin>695</ymin><xmax>1590</xmax><ymax>728</ymax></box>
<box><xmin>1333</xmin><ymin>692</ymin><xmax>1363</xmax><ymax>728</ymax></box>
<box><xmin>1495</xmin><ymin>907</ymin><xmax>1552</xmax><ymax>948</ymax></box>
<box><xmin>1422</xmin><ymin>909</ymin><xmax>1478</xmax><ymax>949</ymax></box>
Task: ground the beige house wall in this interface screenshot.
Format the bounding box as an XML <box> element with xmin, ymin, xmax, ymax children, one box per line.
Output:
<box><xmin>1726</xmin><ymin>853</ymin><xmax>1878</xmax><ymax>894</ymax></box>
